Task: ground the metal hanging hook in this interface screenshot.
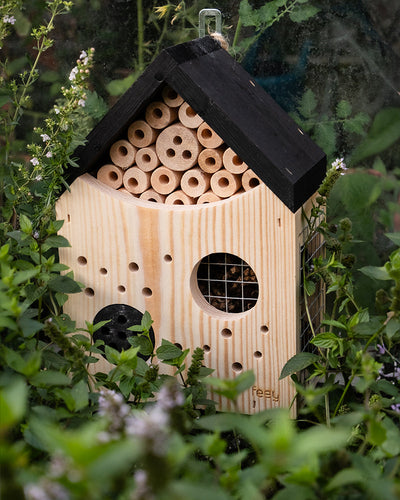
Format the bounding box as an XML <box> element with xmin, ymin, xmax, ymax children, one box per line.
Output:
<box><xmin>199</xmin><ymin>8</ymin><xmax>222</xmax><ymax>38</ymax></box>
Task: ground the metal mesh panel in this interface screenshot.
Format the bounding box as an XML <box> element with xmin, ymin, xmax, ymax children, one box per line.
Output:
<box><xmin>300</xmin><ymin>225</ymin><xmax>325</xmax><ymax>352</ymax></box>
<box><xmin>197</xmin><ymin>253</ymin><xmax>259</xmax><ymax>313</ymax></box>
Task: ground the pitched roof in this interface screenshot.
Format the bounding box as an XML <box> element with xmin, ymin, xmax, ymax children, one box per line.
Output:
<box><xmin>70</xmin><ymin>36</ymin><xmax>326</xmax><ymax>212</ymax></box>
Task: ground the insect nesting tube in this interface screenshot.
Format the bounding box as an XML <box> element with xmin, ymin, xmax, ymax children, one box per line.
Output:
<box><xmin>178</xmin><ymin>101</ymin><xmax>204</xmax><ymax>129</ymax></box>
<box><xmin>97</xmin><ymin>164</ymin><xmax>124</xmax><ymax>189</ymax></box>
<box><xmin>109</xmin><ymin>140</ymin><xmax>137</xmax><ymax>169</ymax></box>
<box><xmin>156</xmin><ymin>123</ymin><xmax>201</xmax><ymax>171</ymax></box>
<box><xmin>135</xmin><ymin>145</ymin><xmax>160</xmax><ymax>172</ymax></box>
<box><xmin>210</xmin><ymin>169</ymin><xmax>241</xmax><ymax>198</ymax></box>
<box><xmin>128</xmin><ymin>120</ymin><xmax>158</xmax><ymax>148</ymax></box>
<box><xmin>145</xmin><ymin>101</ymin><xmax>177</xmax><ymax>129</ymax></box>
<box><xmin>151</xmin><ymin>166</ymin><xmax>182</xmax><ymax>195</ymax></box>
<box><xmin>181</xmin><ymin>167</ymin><xmax>211</xmax><ymax>198</ymax></box>
<box><xmin>123</xmin><ymin>167</ymin><xmax>151</xmax><ymax>194</ymax></box>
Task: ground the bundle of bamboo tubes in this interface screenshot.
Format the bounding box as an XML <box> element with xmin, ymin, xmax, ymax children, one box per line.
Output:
<box><xmin>97</xmin><ymin>85</ymin><xmax>261</xmax><ymax>205</ymax></box>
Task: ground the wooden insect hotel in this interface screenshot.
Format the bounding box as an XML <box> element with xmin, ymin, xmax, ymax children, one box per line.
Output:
<box><xmin>56</xmin><ymin>36</ymin><xmax>326</xmax><ymax>413</ymax></box>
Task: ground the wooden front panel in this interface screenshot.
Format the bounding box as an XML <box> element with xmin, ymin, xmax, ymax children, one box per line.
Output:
<box><xmin>56</xmin><ymin>174</ymin><xmax>300</xmax><ymax>413</ymax></box>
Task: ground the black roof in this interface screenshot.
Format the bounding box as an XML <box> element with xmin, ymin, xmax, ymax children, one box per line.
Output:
<box><xmin>70</xmin><ymin>36</ymin><xmax>326</xmax><ymax>212</ymax></box>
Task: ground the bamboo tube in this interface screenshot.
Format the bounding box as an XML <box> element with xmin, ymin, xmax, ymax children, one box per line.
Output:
<box><xmin>97</xmin><ymin>164</ymin><xmax>124</xmax><ymax>189</ymax></box>
<box><xmin>135</xmin><ymin>145</ymin><xmax>160</xmax><ymax>172</ymax></box>
<box><xmin>151</xmin><ymin>166</ymin><xmax>182</xmax><ymax>195</ymax></box>
<box><xmin>165</xmin><ymin>190</ymin><xmax>196</xmax><ymax>205</ymax></box>
<box><xmin>223</xmin><ymin>147</ymin><xmax>248</xmax><ymax>174</ymax></box>
<box><xmin>197</xmin><ymin>190</ymin><xmax>222</xmax><ymax>204</ymax></box>
<box><xmin>210</xmin><ymin>169</ymin><xmax>241</xmax><ymax>198</ymax></box>
<box><xmin>156</xmin><ymin>123</ymin><xmax>201</xmax><ymax>171</ymax></box>
<box><xmin>128</xmin><ymin>120</ymin><xmax>158</xmax><ymax>148</ymax></box>
<box><xmin>178</xmin><ymin>102</ymin><xmax>203</xmax><ymax>129</ymax></box>
<box><xmin>109</xmin><ymin>140</ymin><xmax>137</xmax><ymax>169</ymax></box>
<box><xmin>123</xmin><ymin>167</ymin><xmax>151</xmax><ymax>194</ymax></box>
<box><xmin>139</xmin><ymin>188</ymin><xmax>166</xmax><ymax>203</ymax></box>
<box><xmin>118</xmin><ymin>187</ymin><xmax>133</xmax><ymax>195</ymax></box>
<box><xmin>242</xmin><ymin>169</ymin><xmax>262</xmax><ymax>191</ymax></box>
<box><xmin>181</xmin><ymin>167</ymin><xmax>211</xmax><ymax>198</ymax></box>
<box><xmin>198</xmin><ymin>147</ymin><xmax>224</xmax><ymax>174</ymax></box>
<box><xmin>145</xmin><ymin>101</ymin><xmax>177</xmax><ymax>129</ymax></box>
<box><xmin>197</xmin><ymin>122</ymin><xmax>224</xmax><ymax>148</ymax></box>
<box><xmin>162</xmin><ymin>85</ymin><xmax>184</xmax><ymax>107</ymax></box>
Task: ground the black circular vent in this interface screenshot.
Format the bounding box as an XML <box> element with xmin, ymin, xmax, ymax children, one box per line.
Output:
<box><xmin>93</xmin><ymin>304</ymin><xmax>155</xmax><ymax>361</ymax></box>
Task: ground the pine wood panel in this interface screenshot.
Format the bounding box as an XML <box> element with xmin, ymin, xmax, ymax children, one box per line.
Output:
<box><xmin>56</xmin><ymin>173</ymin><xmax>305</xmax><ymax>413</ymax></box>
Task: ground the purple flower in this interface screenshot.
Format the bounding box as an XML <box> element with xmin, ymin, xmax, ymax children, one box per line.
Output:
<box><xmin>377</xmin><ymin>343</ymin><xmax>386</xmax><ymax>355</ymax></box>
<box><xmin>391</xmin><ymin>403</ymin><xmax>400</xmax><ymax>414</ymax></box>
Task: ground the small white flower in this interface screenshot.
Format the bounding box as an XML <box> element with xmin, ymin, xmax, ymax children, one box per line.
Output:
<box><xmin>69</xmin><ymin>66</ymin><xmax>78</xmax><ymax>81</ymax></box>
<box><xmin>77</xmin><ymin>99</ymin><xmax>85</xmax><ymax>107</ymax></box>
<box><xmin>30</xmin><ymin>157</ymin><xmax>39</xmax><ymax>166</ymax></box>
<box><xmin>3</xmin><ymin>15</ymin><xmax>16</xmax><ymax>25</ymax></box>
<box><xmin>40</xmin><ymin>133</ymin><xmax>50</xmax><ymax>142</ymax></box>
<box><xmin>46</xmin><ymin>151</ymin><xmax>53</xmax><ymax>158</ymax></box>
<box><xmin>79</xmin><ymin>50</ymin><xmax>87</xmax><ymax>60</ymax></box>
<box><xmin>33</xmin><ymin>231</ymin><xmax>39</xmax><ymax>239</ymax></box>
<box><xmin>54</xmin><ymin>108</ymin><xmax>60</xmax><ymax>114</ymax></box>
<box><xmin>35</xmin><ymin>175</ymin><xmax>42</xmax><ymax>181</ymax></box>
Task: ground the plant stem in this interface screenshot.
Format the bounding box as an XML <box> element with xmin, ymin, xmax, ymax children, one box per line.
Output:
<box><xmin>137</xmin><ymin>0</ymin><xmax>144</xmax><ymax>73</ymax></box>
<box><xmin>232</xmin><ymin>17</ymin><xmax>242</xmax><ymax>49</ymax></box>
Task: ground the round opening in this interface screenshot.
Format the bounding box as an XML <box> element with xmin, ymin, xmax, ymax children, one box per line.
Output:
<box><xmin>221</xmin><ymin>328</ymin><xmax>232</xmax><ymax>338</ymax></box>
<box><xmin>135</xmin><ymin>129</ymin><xmax>145</xmax><ymax>139</ymax></box>
<box><xmin>232</xmin><ymin>362</ymin><xmax>243</xmax><ymax>373</ymax></box>
<box><xmin>117</xmin><ymin>315</ymin><xmax>127</xmax><ymax>324</ymax></box>
<box><xmin>142</xmin><ymin>287</ymin><xmax>153</xmax><ymax>297</ymax></box>
<box><xmin>118</xmin><ymin>285</ymin><xmax>126</xmax><ymax>293</ymax></box>
<box><xmin>182</xmin><ymin>150</ymin><xmax>192</xmax><ymax>159</ymax></box>
<box><xmin>164</xmin><ymin>254</ymin><xmax>173</xmax><ymax>262</ymax></box>
<box><xmin>203</xmin><ymin>345</ymin><xmax>211</xmax><ymax>352</ymax></box>
<box><xmin>196</xmin><ymin>253</ymin><xmax>259</xmax><ymax>313</ymax></box>
<box><xmin>99</xmin><ymin>267</ymin><xmax>108</xmax><ymax>275</ymax></box>
<box><xmin>128</xmin><ymin>178</ymin><xmax>138</xmax><ymax>188</ymax></box>
<box><xmin>166</xmin><ymin>148</ymin><xmax>175</xmax><ymax>158</ymax></box>
<box><xmin>118</xmin><ymin>145</ymin><xmax>128</xmax><ymax>156</ymax></box>
<box><xmin>153</xmin><ymin>107</ymin><xmax>163</xmax><ymax>119</ymax></box>
<box><xmin>254</xmin><ymin>351</ymin><xmax>262</xmax><ymax>359</ymax></box>
<box><xmin>174</xmin><ymin>343</ymin><xmax>182</xmax><ymax>350</ymax></box>
<box><xmin>186</xmin><ymin>106</ymin><xmax>196</xmax><ymax>117</ymax></box>
<box><xmin>249</xmin><ymin>177</ymin><xmax>260</xmax><ymax>188</ymax></box>
<box><xmin>173</xmin><ymin>199</ymin><xmax>184</xmax><ymax>205</ymax></box>
<box><xmin>205</xmin><ymin>157</ymin><xmax>215</xmax><ymax>166</ymax></box>
<box><xmin>129</xmin><ymin>262</ymin><xmax>139</xmax><ymax>272</ymax></box>
<box><xmin>232</xmin><ymin>155</ymin><xmax>243</xmax><ymax>166</ymax></box>
<box><xmin>77</xmin><ymin>256</ymin><xmax>87</xmax><ymax>265</ymax></box>
<box><xmin>143</xmin><ymin>154</ymin><xmax>151</xmax><ymax>163</ymax></box>
<box><xmin>109</xmin><ymin>171</ymin><xmax>118</xmax><ymax>181</ymax></box>
<box><xmin>117</xmin><ymin>331</ymin><xmax>126</xmax><ymax>340</ymax></box>
<box><xmin>173</xmin><ymin>135</ymin><xmax>183</xmax><ymax>145</ymax></box>
<box><xmin>159</xmin><ymin>174</ymin><xmax>170</xmax><ymax>185</ymax></box>
<box><xmin>167</xmin><ymin>89</ymin><xmax>177</xmax><ymax>100</ymax></box>
<box><xmin>188</xmin><ymin>177</ymin><xmax>199</xmax><ymax>187</ymax></box>
<box><xmin>260</xmin><ymin>325</ymin><xmax>269</xmax><ymax>334</ymax></box>
<box><xmin>84</xmin><ymin>287</ymin><xmax>94</xmax><ymax>297</ymax></box>
<box><xmin>201</xmin><ymin>128</ymin><xmax>212</xmax><ymax>139</ymax></box>
<box><xmin>218</xmin><ymin>177</ymin><xmax>229</xmax><ymax>188</ymax></box>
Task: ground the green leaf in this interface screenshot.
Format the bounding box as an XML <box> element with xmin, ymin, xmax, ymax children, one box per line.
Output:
<box><xmin>336</xmin><ymin>100</ymin><xmax>352</xmax><ymax>119</ymax></box>
<box><xmin>386</xmin><ymin>232</ymin><xmax>400</xmax><ymax>246</ymax></box>
<box><xmin>47</xmin><ymin>274</ymin><xmax>82</xmax><ymax>293</ymax></box>
<box><xmin>18</xmin><ymin>316</ymin><xmax>43</xmax><ymax>337</ymax></box>
<box><xmin>30</xmin><ymin>370</ymin><xmax>71</xmax><ymax>386</ymax></box>
<box><xmin>56</xmin><ymin>379</ymin><xmax>88</xmax><ymax>411</ymax></box>
<box><xmin>360</xmin><ymin>265</ymin><xmax>391</xmax><ymax>281</ymax></box>
<box><xmin>19</xmin><ymin>214</ymin><xmax>32</xmax><ymax>234</ymax></box>
<box><xmin>279</xmin><ymin>352</ymin><xmax>319</xmax><ymax>379</ymax></box>
<box><xmin>45</xmin><ymin>235</ymin><xmax>71</xmax><ymax>248</ymax></box>
<box><xmin>311</xmin><ymin>332</ymin><xmax>339</xmax><ymax>349</ymax></box>
<box><xmin>368</xmin><ymin>418</ymin><xmax>387</xmax><ymax>446</ymax></box>
<box><xmin>326</xmin><ymin>468</ymin><xmax>364</xmax><ymax>491</ymax></box>
<box><xmin>385</xmin><ymin>317</ymin><xmax>400</xmax><ymax>339</ymax></box>
<box><xmin>351</xmin><ymin>107</ymin><xmax>400</xmax><ymax>163</ymax></box>
<box><xmin>13</xmin><ymin>268</ymin><xmax>39</xmax><ymax>285</ymax></box>
<box><xmin>128</xmin><ymin>335</ymin><xmax>153</xmax><ymax>356</ymax></box>
<box><xmin>314</xmin><ymin>120</ymin><xmax>336</xmax><ymax>158</ymax></box>
<box><xmin>0</xmin><ymin>378</ymin><xmax>27</xmax><ymax>429</ymax></box>
<box><xmin>289</xmin><ymin>4</ymin><xmax>319</xmax><ymax>23</ymax></box>
<box><xmin>304</xmin><ymin>278</ymin><xmax>316</xmax><ymax>296</ymax></box>
<box><xmin>298</xmin><ymin>88</ymin><xmax>317</xmax><ymax>118</ymax></box>
<box><xmin>156</xmin><ymin>339</ymin><xmax>183</xmax><ymax>361</ymax></box>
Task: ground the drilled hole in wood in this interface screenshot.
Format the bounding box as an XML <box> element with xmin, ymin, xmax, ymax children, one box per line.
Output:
<box><xmin>221</xmin><ymin>328</ymin><xmax>232</xmax><ymax>338</ymax></box>
<box><xmin>84</xmin><ymin>287</ymin><xmax>94</xmax><ymax>297</ymax></box>
<box><xmin>167</xmin><ymin>148</ymin><xmax>175</xmax><ymax>158</ymax></box>
<box><xmin>135</xmin><ymin>129</ymin><xmax>145</xmax><ymax>139</ymax></box>
<box><xmin>182</xmin><ymin>150</ymin><xmax>192</xmax><ymax>159</ymax></box>
<box><xmin>175</xmin><ymin>342</ymin><xmax>182</xmax><ymax>349</ymax></box>
<box><xmin>118</xmin><ymin>285</ymin><xmax>126</xmax><ymax>293</ymax></box>
<box><xmin>99</xmin><ymin>267</ymin><xmax>108</xmax><ymax>275</ymax></box>
<box><xmin>173</xmin><ymin>135</ymin><xmax>183</xmax><ymax>145</ymax></box>
<box><xmin>232</xmin><ymin>155</ymin><xmax>243</xmax><ymax>166</ymax></box>
<box><xmin>249</xmin><ymin>177</ymin><xmax>260</xmax><ymax>188</ymax></box>
<box><xmin>77</xmin><ymin>256</ymin><xmax>87</xmax><ymax>265</ymax></box>
<box><xmin>159</xmin><ymin>174</ymin><xmax>170</xmax><ymax>184</ymax></box>
<box><xmin>164</xmin><ymin>254</ymin><xmax>172</xmax><ymax>262</ymax></box>
<box><xmin>203</xmin><ymin>345</ymin><xmax>210</xmax><ymax>352</ymax></box>
<box><xmin>188</xmin><ymin>177</ymin><xmax>199</xmax><ymax>187</ymax></box>
<box><xmin>232</xmin><ymin>362</ymin><xmax>243</xmax><ymax>373</ymax></box>
<box><xmin>167</xmin><ymin>89</ymin><xmax>177</xmax><ymax>100</ymax></box>
<box><xmin>218</xmin><ymin>177</ymin><xmax>229</xmax><ymax>188</ymax></box>
<box><xmin>172</xmin><ymin>199</ymin><xmax>184</xmax><ymax>205</ymax></box>
<box><xmin>260</xmin><ymin>325</ymin><xmax>269</xmax><ymax>334</ymax></box>
<box><xmin>119</xmin><ymin>145</ymin><xmax>128</xmax><ymax>156</ymax></box>
<box><xmin>117</xmin><ymin>315</ymin><xmax>127</xmax><ymax>324</ymax></box>
<box><xmin>67</xmin><ymin>214</ymin><xmax>71</xmax><ymax>222</ymax></box>
<box><xmin>143</xmin><ymin>154</ymin><xmax>151</xmax><ymax>162</ymax></box>
<box><xmin>254</xmin><ymin>351</ymin><xmax>262</xmax><ymax>359</ymax></box>
<box><xmin>109</xmin><ymin>171</ymin><xmax>118</xmax><ymax>181</ymax></box>
<box><xmin>128</xmin><ymin>178</ymin><xmax>138</xmax><ymax>188</ymax></box>
<box><xmin>129</xmin><ymin>262</ymin><xmax>139</xmax><ymax>272</ymax></box>
<box><xmin>186</xmin><ymin>106</ymin><xmax>196</xmax><ymax>117</ymax></box>
<box><xmin>197</xmin><ymin>253</ymin><xmax>259</xmax><ymax>313</ymax></box>
<box><xmin>201</xmin><ymin>128</ymin><xmax>212</xmax><ymax>139</ymax></box>
<box><xmin>142</xmin><ymin>287</ymin><xmax>152</xmax><ymax>297</ymax></box>
<box><xmin>205</xmin><ymin>157</ymin><xmax>215</xmax><ymax>166</ymax></box>
<box><xmin>153</xmin><ymin>107</ymin><xmax>163</xmax><ymax>118</ymax></box>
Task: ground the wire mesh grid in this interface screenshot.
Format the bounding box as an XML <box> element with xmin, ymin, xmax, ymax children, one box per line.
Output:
<box><xmin>197</xmin><ymin>253</ymin><xmax>259</xmax><ymax>313</ymax></box>
<box><xmin>300</xmin><ymin>227</ymin><xmax>326</xmax><ymax>352</ymax></box>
